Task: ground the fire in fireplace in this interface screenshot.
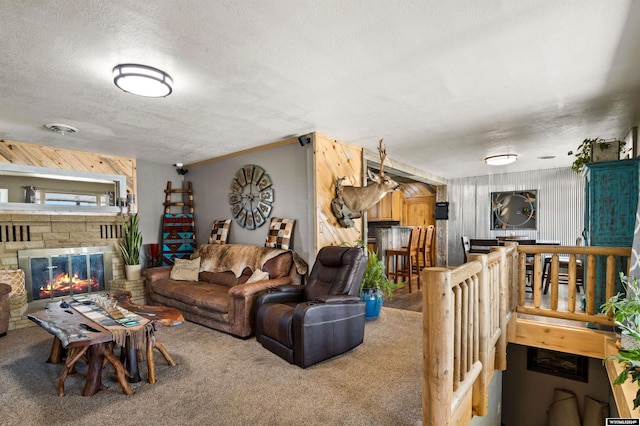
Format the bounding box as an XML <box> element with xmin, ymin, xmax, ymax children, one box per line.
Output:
<box><xmin>18</xmin><ymin>246</ymin><xmax>113</xmax><ymax>306</ymax></box>
<box><xmin>38</xmin><ymin>271</ymin><xmax>101</xmax><ymax>299</ymax></box>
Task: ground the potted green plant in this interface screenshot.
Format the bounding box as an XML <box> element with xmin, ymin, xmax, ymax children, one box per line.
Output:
<box><xmin>602</xmin><ymin>272</ymin><xmax>640</xmax><ymax>350</ymax></box>
<box><xmin>360</xmin><ymin>248</ymin><xmax>403</xmax><ymax>319</ymax></box>
<box><xmin>602</xmin><ymin>273</ymin><xmax>640</xmax><ymax>408</ymax></box>
<box><xmin>118</xmin><ymin>213</ymin><xmax>143</xmax><ymax>280</ymax></box>
<box><xmin>607</xmin><ymin>346</ymin><xmax>640</xmax><ymax>409</ymax></box>
<box><xmin>568</xmin><ymin>137</ymin><xmax>624</xmax><ymax>173</ymax></box>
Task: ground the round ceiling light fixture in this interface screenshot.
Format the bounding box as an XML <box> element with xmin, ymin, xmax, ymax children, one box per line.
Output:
<box><xmin>485</xmin><ymin>154</ymin><xmax>517</xmax><ymax>166</ymax></box>
<box><xmin>112</xmin><ymin>64</ymin><xmax>173</xmax><ymax>97</ymax></box>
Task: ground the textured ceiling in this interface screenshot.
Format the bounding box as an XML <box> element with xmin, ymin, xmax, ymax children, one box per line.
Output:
<box><xmin>1</xmin><ymin>0</ymin><xmax>640</xmax><ymax>179</ymax></box>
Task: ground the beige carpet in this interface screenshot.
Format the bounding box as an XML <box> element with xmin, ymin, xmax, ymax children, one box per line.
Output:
<box><xmin>0</xmin><ymin>307</ymin><xmax>423</xmax><ymax>426</ymax></box>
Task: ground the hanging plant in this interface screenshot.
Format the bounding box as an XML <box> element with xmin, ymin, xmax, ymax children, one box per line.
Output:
<box><xmin>568</xmin><ymin>138</ymin><xmax>625</xmax><ymax>173</ymax></box>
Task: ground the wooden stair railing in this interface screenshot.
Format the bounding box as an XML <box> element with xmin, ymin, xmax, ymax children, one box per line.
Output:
<box><xmin>515</xmin><ymin>245</ymin><xmax>631</xmax><ymax>325</ymax></box>
<box><xmin>422</xmin><ymin>243</ymin><xmax>634</xmax><ymax>425</ymax></box>
<box><xmin>422</xmin><ymin>245</ymin><xmax>513</xmax><ymax>425</ymax></box>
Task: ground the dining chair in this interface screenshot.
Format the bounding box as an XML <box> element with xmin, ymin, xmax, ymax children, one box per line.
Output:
<box><xmin>512</xmin><ymin>240</ymin><xmax>536</xmax><ymax>293</ymax></box>
<box><xmin>469</xmin><ymin>238</ymin><xmax>500</xmax><ymax>254</ymax></box>
<box><xmin>542</xmin><ymin>256</ymin><xmax>584</xmax><ymax>294</ymax></box>
<box><xmin>461</xmin><ymin>236</ymin><xmax>471</xmax><ymax>263</ymax></box>
<box><xmin>386</xmin><ymin>226</ymin><xmax>421</xmax><ymax>293</ymax></box>
<box><xmin>543</xmin><ymin>237</ymin><xmax>584</xmax><ymax>294</ymax></box>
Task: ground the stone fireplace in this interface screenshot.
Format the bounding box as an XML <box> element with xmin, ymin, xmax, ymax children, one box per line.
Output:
<box><xmin>0</xmin><ymin>140</ymin><xmax>138</xmax><ymax>330</ymax></box>
<box><xmin>18</xmin><ymin>246</ymin><xmax>114</xmax><ymax>308</ymax></box>
<box><xmin>1</xmin><ymin>214</ymin><xmax>125</xmax><ymax>328</ymax></box>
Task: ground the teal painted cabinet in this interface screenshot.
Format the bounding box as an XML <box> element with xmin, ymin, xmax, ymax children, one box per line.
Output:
<box><xmin>584</xmin><ymin>158</ymin><xmax>640</xmax><ymax>305</ymax></box>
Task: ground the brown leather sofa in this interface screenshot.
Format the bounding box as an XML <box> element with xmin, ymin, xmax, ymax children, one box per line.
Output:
<box><xmin>0</xmin><ymin>283</ymin><xmax>11</xmax><ymax>337</ymax></box>
<box><xmin>255</xmin><ymin>246</ymin><xmax>367</xmax><ymax>368</ymax></box>
<box><xmin>144</xmin><ymin>244</ymin><xmax>305</xmax><ymax>338</ymax></box>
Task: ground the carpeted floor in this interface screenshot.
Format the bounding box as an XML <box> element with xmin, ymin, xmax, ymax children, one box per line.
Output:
<box><xmin>0</xmin><ymin>307</ymin><xmax>423</xmax><ymax>426</ymax></box>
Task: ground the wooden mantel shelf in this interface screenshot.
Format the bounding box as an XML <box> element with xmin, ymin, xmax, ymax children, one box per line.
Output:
<box><xmin>0</xmin><ymin>202</ymin><xmax>122</xmax><ymax>215</ymax></box>
<box><xmin>604</xmin><ymin>337</ymin><xmax>640</xmax><ymax>419</ymax></box>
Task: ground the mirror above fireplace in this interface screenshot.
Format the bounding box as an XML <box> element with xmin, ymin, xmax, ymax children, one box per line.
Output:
<box><xmin>0</xmin><ymin>163</ymin><xmax>127</xmax><ymax>215</ymax></box>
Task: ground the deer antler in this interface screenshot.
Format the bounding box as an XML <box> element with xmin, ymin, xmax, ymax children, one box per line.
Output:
<box><xmin>378</xmin><ymin>139</ymin><xmax>386</xmax><ymax>176</ymax></box>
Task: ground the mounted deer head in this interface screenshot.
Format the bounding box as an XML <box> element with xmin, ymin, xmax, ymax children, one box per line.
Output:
<box><xmin>338</xmin><ymin>139</ymin><xmax>400</xmax><ymax>218</ymax></box>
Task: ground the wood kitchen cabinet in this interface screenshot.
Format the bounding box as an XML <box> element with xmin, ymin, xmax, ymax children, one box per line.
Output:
<box><xmin>367</xmin><ymin>191</ymin><xmax>402</xmax><ymax>221</ymax></box>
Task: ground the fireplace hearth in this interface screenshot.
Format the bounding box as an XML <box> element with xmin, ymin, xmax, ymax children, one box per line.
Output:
<box><xmin>18</xmin><ymin>246</ymin><xmax>113</xmax><ymax>308</ymax></box>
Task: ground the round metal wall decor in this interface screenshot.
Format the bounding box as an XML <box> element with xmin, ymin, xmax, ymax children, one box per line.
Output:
<box><xmin>228</xmin><ymin>164</ymin><xmax>274</xmax><ymax>229</ymax></box>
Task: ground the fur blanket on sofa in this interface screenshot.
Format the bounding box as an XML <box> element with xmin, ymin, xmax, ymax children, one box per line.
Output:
<box><xmin>192</xmin><ymin>244</ymin><xmax>308</xmax><ymax>277</ymax></box>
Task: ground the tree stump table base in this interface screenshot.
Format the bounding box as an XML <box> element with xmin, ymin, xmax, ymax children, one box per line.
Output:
<box><xmin>47</xmin><ymin>337</ymin><xmax>134</xmax><ymax>397</ymax></box>
<box><xmin>113</xmin><ymin>291</ymin><xmax>184</xmax><ymax>384</ymax></box>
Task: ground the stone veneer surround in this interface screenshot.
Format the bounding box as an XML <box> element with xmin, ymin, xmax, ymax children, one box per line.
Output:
<box><xmin>2</xmin><ymin>214</ymin><xmax>126</xmax><ymax>331</ymax></box>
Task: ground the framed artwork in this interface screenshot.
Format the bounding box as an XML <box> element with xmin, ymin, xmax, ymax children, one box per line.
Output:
<box><xmin>527</xmin><ymin>347</ymin><xmax>588</xmax><ymax>382</ymax></box>
<box><xmin>491</xmin><ymin>190</ymin><xmax>537</xmax><ymax>230</ymax></box>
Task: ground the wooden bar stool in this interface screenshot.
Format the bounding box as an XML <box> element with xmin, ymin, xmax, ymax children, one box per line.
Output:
<box><xmin>386</xmin><ymin>226</ymin><xmax>421</xmax><ymax>292</ymax></box>
<box><xmin>418</xmin><ymin>225</ymin><xmax>435</xmax><ymax>271</ymax></box>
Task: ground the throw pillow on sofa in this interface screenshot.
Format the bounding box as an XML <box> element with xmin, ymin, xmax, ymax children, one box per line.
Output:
<box><xmin>246</xmin><ymin>269</ymin><xmax>270</xmax><ymax>283</ymax></box>
<box><xmin>265</xmin><ymin>217</ymin><xmax>295</xmax><ymax>250</ymax></box>
<box><xmin>208</xmin><ymin>219</ymin><xmax>231</xmax><ymax>245</ymax></box>
<box><xmin>170</xmin><ymin>258</ymin><xmax>201</xmax><ymax>281</ymax></box>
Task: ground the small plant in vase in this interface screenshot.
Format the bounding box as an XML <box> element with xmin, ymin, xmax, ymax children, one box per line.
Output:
<box><xmin>360</xmin><ymin>248</ymin><xmax>403</xmax><ymax>319</ymax></box>
<box><xmin>118</xmin><ymin>213</ymin><xmax>143</xmax><ymax>280</ymax></box>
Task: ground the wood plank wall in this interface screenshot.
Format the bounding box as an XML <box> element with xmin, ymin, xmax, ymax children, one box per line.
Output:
<box><xmin>314</xmin><ymin>133</ymin><xmax>363</xmax><ymax>251</ymax></box>
<box><xmin>0</xmin><ymin>139</ymin><xmax>137</xmax><ymax>196</ymax></box>
<box><xmin>402</xmin><ymin>182</ymin><xmax>436</xmax><ymax>226</ymax></box>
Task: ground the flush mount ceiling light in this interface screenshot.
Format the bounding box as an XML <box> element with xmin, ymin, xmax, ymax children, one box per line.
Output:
<box><xmin>44</xmin><ymin>123</ymin><xmax>79</xmax><ymax>135</ymax></box>
<box><xmin>485</xmin><ymin>154</ymin><xmax>517</xmax><ymax>166</ymax></box>
<box><xmin>112</xmin><ymin>64</ymin><xmax>173</xmax><ymax>97</ymax></box>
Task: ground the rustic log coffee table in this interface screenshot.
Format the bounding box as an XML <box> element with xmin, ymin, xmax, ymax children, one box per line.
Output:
<box><xmin>29</xmin><ymin>293</ymin><xmax>184</xmax><ymax>393</ymax></box>
<box><xmin>28</xmin><ymin>302</ymin><xmax>134</xmax><ymax>396</ymax></box>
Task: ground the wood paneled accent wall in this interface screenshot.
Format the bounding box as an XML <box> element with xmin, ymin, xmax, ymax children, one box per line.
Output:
<box><xmin>402</xmin><ymin>182</ymin><xmax>436</xmax><ymax>227</ymax></box>
<box><xmin>0</xmin><ymin>140</ymin><xmax>137</xmax><ymax>281</ymax></box>
<box><xmin>314</xmin><ymin>133</ymin><xmax>363</xmax><ymax>252</ymax></box>
<box><xmin>0</xmin><ymin>139</ymin><xmax>137</xmax><ymax>196</ymax></box>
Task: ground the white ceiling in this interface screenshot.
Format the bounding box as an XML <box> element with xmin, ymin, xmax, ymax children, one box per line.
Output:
<box><xmin>2</xmin><ymin>0</ymin><xmax>640</xmax><ymax>179</ymax></box>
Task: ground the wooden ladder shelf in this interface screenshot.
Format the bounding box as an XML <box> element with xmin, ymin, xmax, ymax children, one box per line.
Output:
<box><xmin>164</xmin><ymin>181</ymin><xmax>194</xmax><ymax>214</ymax></box>
<box><xmin>161</xmin><ymin>181</ymin><xmax>197</xmax><ymax>265</ymax></box>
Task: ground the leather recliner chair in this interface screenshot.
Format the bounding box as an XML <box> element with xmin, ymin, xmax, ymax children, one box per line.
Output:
<box><xmin>255</xmin><ymin>246</ymin><xmax>367</xmax><ymax>368</ymax></box>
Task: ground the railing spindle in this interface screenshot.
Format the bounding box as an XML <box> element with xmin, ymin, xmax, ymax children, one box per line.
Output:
<box><xmin>586</xmin><ymin>254</ymin><xmax>596</xmax><ymax>315</ymax></box>
<box><xmin>606</xmin><ymin>255</ymin><xmax>617</xmax><ymax>303</ymax></box>
<box><xmin>567</xmin><ymin>255</ymin><xmax>577</xmax><ymax>313</ymax></box>
<box><xmin>533</xmin><ymin>253</ymin><xmax>542</xmax><ymax>308</ymax></box>
<box><xmin>518</xmin><ymin>253</ymin><xmax>526</xmax><ymax>306</ymax></box>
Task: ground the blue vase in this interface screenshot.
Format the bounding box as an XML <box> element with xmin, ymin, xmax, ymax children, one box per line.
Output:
<box><xmin>361</xmin><ymin>288</ymin><xmax>383</xmax><ymax>319</ymax></box>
